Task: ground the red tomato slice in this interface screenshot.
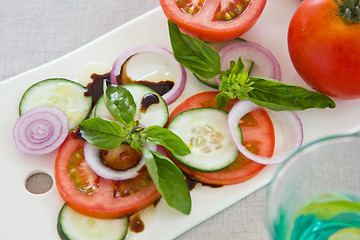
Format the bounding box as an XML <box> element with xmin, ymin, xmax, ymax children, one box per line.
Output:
<box><xmin>159</xmin><ymin>0</ymin><xmax>267</xmax><ymax>42</ymax></box>
<box><xmin>168</xmin><ymin>91</ymin><xmax>275</xmax><ymax>185</ymax></box>
<box><xmin>54</xmin><ymin>130</ymin><xmax>160</xmax><ymax>219</ymax></box>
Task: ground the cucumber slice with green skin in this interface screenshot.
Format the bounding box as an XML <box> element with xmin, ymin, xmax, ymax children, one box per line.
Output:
<box><xmin>194</xmin><ymin>73</ymin><xmax>219</xmax><ymax>89</ymax></box>
<box><xmin>57</xmin><ymin>204</ymin><xmax>128</xmax><ymax>240</ymax></box>
<box><xmin>95</xmin><ymin>84</ymin><xmax>169</xmax><ymax>127</ymax></box>
<box><xmin>167</xmin><ymin>107</ymin><xmax>241</xmax><ymax>172</ymax></box>
<box><xmin>19</xmin><ymin>78</ymin><xmax>92</xmax><ymax>131</ymax></box>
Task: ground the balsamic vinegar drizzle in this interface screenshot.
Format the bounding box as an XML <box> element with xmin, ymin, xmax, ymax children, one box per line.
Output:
<box><xmin>84</xmin><ymin>72</ymin><xmax>111</xmax><ymax>107</ymax></box>
<box><xmin>140</xmin><ymin>93</ymin><xmax>159</xmax><ymax>113</ymax></box>
<box><xmin>129</xmin><ymin>213</ymin><xmax>145</xmax><ymax>233</ymax></box>
<box><xmin>84</xmin><ymin>54</ymin><xmax>175</xmax><ymax>112</ymax></box>
<box><xmin>184</xmin><ymin>172</ymin><xmax>223</xmax><ymax>189</ymax></box>
<box><xmin>116</xmin><ymin>54</ymin><xmax>174</xmax><ymax>96</ymax></box>
<box><xmin>83</xmin><ymin>71</ymin><xmax>165</xmax><ymax>113</ymax></box>
<box><xmin>135</xmin><ymin>80</ymin><xmax>174</xmax><ymax>96</ymax></box>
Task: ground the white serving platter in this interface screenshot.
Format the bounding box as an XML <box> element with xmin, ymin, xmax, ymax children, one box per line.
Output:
<box><xmin>1</xmin><ymin>1</ymin><xmax>360</xmax><ymax>239</ymax></box>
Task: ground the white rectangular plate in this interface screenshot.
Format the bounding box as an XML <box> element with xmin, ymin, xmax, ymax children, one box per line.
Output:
<box><xmin>2</xmin><ymin>1</ymin><xmax>360</xmax><ymax>239</ymax></box>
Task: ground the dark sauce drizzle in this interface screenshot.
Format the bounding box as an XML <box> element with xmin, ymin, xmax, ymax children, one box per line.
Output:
<box><xmin>71</xmin><ymin>127</ymin><xmax>83</xmax><ymax>139</ymax></box>
<box><xmin>128</xmin><ymin>198</ymin><xmax>161</xmax><ymax>233</ymax></box>
<box><xmin>135</xmin><ymin>80</ymin><xmax>174</xmax><ymax>96</ymax></box>
<box><xmin>83</xmin><ymin>55</ymin><xmax>174</xmax><ymax>113</ymax></box>
<box><xmin>84</xmin><ymin>72</ymin><xmax>111</xmax><ymax>107</ymax></box>
<box><xmin>140</xmin><ymin>93</ymin><xmax>159</xmax><ymax>113</ymax></box>
<box><xmin>116</xmin><ymin>54</ymin><xmax>175</xmax><ymax>96</ymax></box>
<box><xmin>184</xmin><ymin>172</ymin><xmax>224</xmax><ymax>189</ymax></box>
<box><xmin>129</xmin><ymin>213</ymin><xmax>145</xmax><ymax>233</ymax></box>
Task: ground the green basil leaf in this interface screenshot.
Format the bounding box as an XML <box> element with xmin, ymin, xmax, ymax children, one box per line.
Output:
<box><xmin>79</xmin><ymin>117</ymin><xmax>124</xmax><ymax>150</ymax></box>
<box><xmin>248</xmin><ymin>77</ymin><xmax>336</xmax><ymax>111</ymax></box>
<box><xmin>168</xmin><ymin>21</ymin><xmax>221</xmax><ymax>79</ymax></box>
<box><xmin>145</xmin><ymin>125</ymin><xmax>190</xmax><ymax>156</ymax></box>
<box><xmin>143</xmin><ymin>148</ymin><xmax>191</xmax><ymax>215</ymax></box>
<box><xmin>104</xmin><ymin>84</ymin><xmax>136</xmax><ymax>125</ymax></box>
<box><xmin>215</xmin><ymin>92</ymin><xmax>230</xmax><ymax>109</ymax></box>
<box><xmin>218</xmin><ymin>57</ymin><xmax>254</xmax><ymax>102</ymax></box>
<box><xmin>227</xmin><ymin>57</ymin><xmax>246</xmax><ymax>75</ymax></box>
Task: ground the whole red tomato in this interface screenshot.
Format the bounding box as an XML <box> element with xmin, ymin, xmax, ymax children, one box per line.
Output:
<box><xmin>288</xmin><ymin>0</ymin><xmax>360</xmax><ymax>99</ymax></box>
<box><xmin>159</xmin><ymin>0</ymin><xmax>267</xmax><ymax>42</ymax></box>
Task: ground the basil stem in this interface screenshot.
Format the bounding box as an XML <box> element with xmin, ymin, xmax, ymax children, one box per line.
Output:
<box><xmin>168</xmin><ymin>21</ymin><xmax>221</xmax><ymax>79</ymax></box>
<box><xmin>143</xmin><ymin>148</ymin><xmax>191</xmax><ymax>215</ymax></box>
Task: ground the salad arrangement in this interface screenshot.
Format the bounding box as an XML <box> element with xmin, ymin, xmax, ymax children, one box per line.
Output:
<box><xmin>9</xmin><ymin>0</ymin><xmax>358</xmax><ymax>239</ymax></box>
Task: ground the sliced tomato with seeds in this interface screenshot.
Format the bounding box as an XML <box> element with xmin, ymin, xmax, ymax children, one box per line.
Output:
<box><xmin>159</xmin><ymin>0</ymin><xmax>267</xmax><ymax>42</ymax></box>
<box><xmin>167</xmin><ymin>91</ymin><xmax>274</xmax><ymax>185</ymax></box>
<box><xmin>54</xmin><ymin>129</ymin><xmax>160</xmax><ymax>219</ymax></box>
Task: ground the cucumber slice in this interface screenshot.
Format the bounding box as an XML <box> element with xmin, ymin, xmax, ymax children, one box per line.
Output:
<box><xmin>167</xmin><ymin>108</ymin><xmax>241</xmax><ymax>172</ymax></box>
<box><xmin>194</xmin><ymin>73</ymin><xmax>218</xmax><ymax>89</ymax></box>
<box><xmin>57</xmin><ymin>204</ymin><xmax>128</xmax><ymax>240</ymax></box>
<box><xmin>95</xmin><ymin>84</ymin><xmax>169</xmax><ymax>127</ymax></box>
<box><xmin>19</xmin><ymin>78</ymin><xmax>92</xmax><ymax>130</ymax></box>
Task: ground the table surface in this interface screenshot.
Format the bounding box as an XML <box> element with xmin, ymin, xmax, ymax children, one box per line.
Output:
<box><xmin>0</xmin><ymin>1</ymin><xmax>271</xmax><ymax>239</ymax></box>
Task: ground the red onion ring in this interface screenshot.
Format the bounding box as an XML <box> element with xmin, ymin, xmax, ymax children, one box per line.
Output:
<box><xmin>227</xmin><ymin>100</ymin><xmax>303</xmax><ymax>165</ymax></box>
<box><xmin>216</xmin><ymin>41</ymin><xmax>281</xmax><ymax>85</ymax></box>
<box><xmin>110</xmin><ymin>45</ymin><xmax>186</xmax><ymax>105</ymax></box>
<box><xmin>83</xmin><ymin>142</ymin><xmax>156</xmax><ymax>181</ymax></box>
<box><xmin>13</xmin><ymin>106</ymin><xmax>69</xmax><ymax>155</ymax></box>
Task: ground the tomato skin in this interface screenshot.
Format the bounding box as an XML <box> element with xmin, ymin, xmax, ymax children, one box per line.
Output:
<box><xmin>288</xmin><ymin>0</ymin><xmax>360</xmax><ymax>99</ymax></box>
<box><xmin>159</xmin><ymin>0</ymin><xmax>267</xmax><ymax>42</ymax></box>
<box><xmin>167</xmin><ymin>91</ymin><xmax>274</xmax><ymax>185</ymax></box>
<box><xmin>54</xmin><ymin>130</ymin><xmax>160</xmax><ymax>219</ymax></box>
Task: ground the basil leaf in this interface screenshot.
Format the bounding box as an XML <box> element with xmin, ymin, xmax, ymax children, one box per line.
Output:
<box><xmin>168</xmin><ymin>21</ymin><xmax>221</xmax><ymax>79</ymax></box>
<box><xmin>248</xmin><ymin>77</ymin><xmax>336</xmax><ymax>111</ymax></box>
<box><xmin>79</xmin><ymin>117</ymin><xmax>124</xmax><ymax>150</ymax></box>
<box><xmin>216</xmin><ymin>57</ymin><xmax>335</xmax><ymax>110</ymax></box>
<box><xmin>143</xmin><ymin>148</ymin><xmax>191</xmax><ymax>215</ymax></box>
<box><xmin>215</xmin><ymin>92</ymin><xmax>230</xmax><ymax>109</ymax></box>
<box><xmin>218</xmin><ymin>57</ymin><xmax>254</xmax><ymax>101</ymax></box>
<box><xmin>104</xmin><ymin>84</ymin><xmax>136</xmax><ymax>125</ymax></box>
<box><xmin>219</xmin><ymin>72</ymin><xmax>254</xmax><ymax>100</ymax></box>
<box><xmin>224</xmin><ymin>57</ymin><xmax>246</xmax><ymax>75</ymax></box>
<box><xmin>145</xmin><ymin>125</ymin><xmax>190</xmax><ymax>156</ymax></box>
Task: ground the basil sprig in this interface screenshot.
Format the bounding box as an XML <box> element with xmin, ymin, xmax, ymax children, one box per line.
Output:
<box><xmin>79</xmin><ymin>84</ymin><xmax>191</xmax><ymax>215</ymax></box>
<box><xmin>168</xmin><ymin>21</ymin><xmax>221</xmax><ymax>79</ymax></box>
<box><xmin>168</xmin><ymin>21</ymin><xmax>336</xmax><ymax>111</ymax></box>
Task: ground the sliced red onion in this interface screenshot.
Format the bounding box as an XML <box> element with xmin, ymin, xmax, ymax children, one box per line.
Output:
<box><xmin>83</xmin><ymin>142</ymin><xmax>156</xmax><ymax>181</ymax></box>
<box><xmin>110</xmin><ymin>45</ymin><xmax>186</xmax><ymax>105</ymax></box>
<box><xmin>227</xmin><ymin>100</ymin><xmax>303</xmax><ymax>165</ymax></box>
<box><xmin>216</xmin><ymin>41</ymin><xmax>281</xmax><ymax>85</ymax></box>
<box><xmin>12</xmin><ymin>106</ymin><xmax>69</xmax><ymax>155</ymax></box>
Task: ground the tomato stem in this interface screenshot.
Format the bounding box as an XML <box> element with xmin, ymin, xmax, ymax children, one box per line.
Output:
<box><xmin>334</xmin><ymin>0</ymin><xmax>360</xmax><ymax>23</ymax></box>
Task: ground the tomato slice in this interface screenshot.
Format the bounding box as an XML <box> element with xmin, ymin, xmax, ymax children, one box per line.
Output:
<box><xmin>159</xmin><ymin>0</ymin><xmax>267</xmax><ymax>42</ymax></box>
<box><xmin>54</xmin><ymin>130</ymin><xmax>160</xmax><ymax>219</ymax></box>
<box><xmin>168</xmin><ymin>91</ymin><xmax>275</xmax><ymax>185</ymax></box>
